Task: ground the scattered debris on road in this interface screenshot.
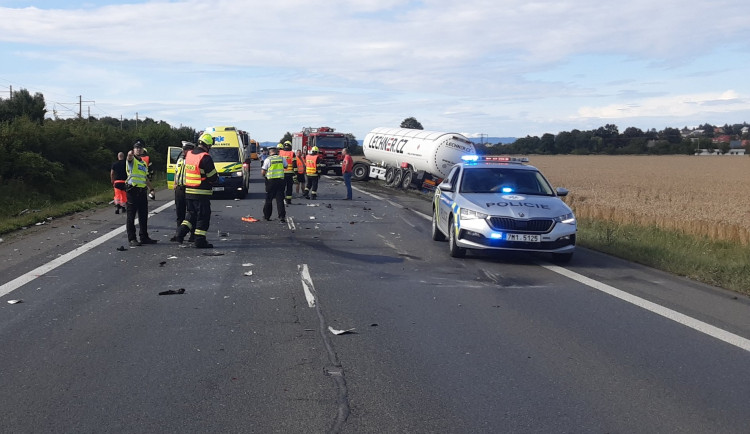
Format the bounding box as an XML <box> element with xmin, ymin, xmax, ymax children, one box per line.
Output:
<box><xmin>328</xmin><ymin>326</ymin><xmax>356</xmax><ymax>335</ymax></box>
<box><xmin>159</xmin><ymin>288</ymin><xmax>185</xmax><ymax>295</ymax></box>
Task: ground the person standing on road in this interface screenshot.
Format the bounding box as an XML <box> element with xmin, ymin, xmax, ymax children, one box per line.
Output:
<box><xmin>341</xmin><ymin>148</ymin><xmax>353</xmax><ymax>200</ymax></box>
<box><xmin>110</xmin><ymin>152</ymin><xmax>127</xmax><ymax>214</ymax></box>
<box><xmin>170</xmin><ymin>141</ymin><xmax>195</xmax><ymax>243</ymax></box>
<box><xmin>295</xmin><ymin>149</ymin><xmax>305</xmax><ymax>196</ymax></box>
<box><xmin>278</xmin><ymin>141</ymin><xmax>296</xmax><ymax>204</ymax></box>
<box><xmin>176</xmin><ymin>133</ymin><xmax>218</xmax><ymax>248</ymax></box>
<box><xmin>262</xmin><ymin>145</ymin><xmax>287</xmax><ymax>222</ymax></box>
<box><xmin>125</xmin><ymin>141</ymin><xmax>158</xmax><ymax>246</ymax></box>
<box><xmin>133</xmin><ymin>138</ymin><xmax>156</xmax><ymax>200</ymax></box>
<box><xmin>303</xmin><ymin>146</ymin><xmax>322</xmax><ymax>200</ymax></box>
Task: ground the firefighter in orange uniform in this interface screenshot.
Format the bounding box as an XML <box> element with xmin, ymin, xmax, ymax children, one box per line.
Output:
<box><xmin>278</xmin><ymin>141</ymin><xmax>297</xmax><ymax>204</ymax></box>
<box><xmin>303</xmin><ymin>146</ymin><xmax>322</xmax><ymax>200</ymax></box>
<box><xmin>295</xmin><ymin>150</ymin><xmax>305</xmax><ymax>195</ymax></box>
<box><xmin>176</xmin><ymin>133</ymin><xmax>218</xmax><ymax>248</ymax></box>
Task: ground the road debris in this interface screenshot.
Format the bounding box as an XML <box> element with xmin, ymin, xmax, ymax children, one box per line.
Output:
<box><xmin>241</xmin><ymin>216</ymin><xmax>259</xmax><ymax>222</ymax></box>
<box><xmin>7</xmin><ymin>299</ymin><xmax>23</xmax><ymax>304</ymax></box>
<box><xmin>328</xmin><ymin>326</ymin><xmax>356</xmax><ymax>335</ymax></box>
<box><xmin>116</xmin><ymin>246</ymin><xmax>126</xmax><ymax>251</ymax></box>
<box><xmin>159</xmin><ymin>261</ymin><xmax>167</xmax><ymax>267</ymax></box>
<box><xmin>159</xmin><ymin>288</ymin><xmax>185</xmax><ymax>295</ymax></box>
<box><xmin>243</xmin><ymin>270</ymin><xmax>253</xmax><ymax>276</ymax></box>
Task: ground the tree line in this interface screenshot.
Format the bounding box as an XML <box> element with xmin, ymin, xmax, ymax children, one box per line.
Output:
<box><xmin>0</xmin><ymin>89</ymin><xmax>194</xmax><ymax>211</ymax></box>
<box><xmin>476</xmin><ymin>123</ymin><xmax>749</xmax><ymax>156</ymax></box>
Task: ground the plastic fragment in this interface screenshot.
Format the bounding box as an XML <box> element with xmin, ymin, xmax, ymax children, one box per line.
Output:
<box><xmin>242</xmin><ymin>216</ymin><xmax>259</xmax><ymax>222</ymax></box>
<box><xmin>328</xmin><ymin>326</ymin><xmax>356</xmax><ymax>335</ymax></box>
<box><xmin>159</xmin><ymin>288</ymin><xmax>185</xmax><ymax>295</ymax></box>
<box><xmin>7</xmin><ymin>299</ymin><xmax>23</xmax><ymax>304</ymax></box>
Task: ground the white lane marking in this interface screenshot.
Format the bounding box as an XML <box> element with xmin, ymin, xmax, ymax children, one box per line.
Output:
<box><xmin>543</xmin><ymin>264</ymin><xmax>750</xmax><ymax>352</ymax></box>
<box><xmin>298</xmin><ymin>264</ymin><xmax>317</xmax><ymax>307</ymax></box>
<box><xmin>0</xmin><ymin>201</ymin><xmax>175</xmax><ymax>298</ymax></box>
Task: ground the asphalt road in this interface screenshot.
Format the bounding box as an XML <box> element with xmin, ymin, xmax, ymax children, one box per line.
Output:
<box><xmin>1</xmin><ymin>173</ymin><xmax>750</xmax><ymax>433</ymax></box>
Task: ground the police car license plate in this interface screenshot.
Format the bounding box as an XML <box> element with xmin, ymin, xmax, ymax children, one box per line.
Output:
<box><xmin>507</xmin><ymin>233</ymin><xmax>540</xmax><ymax>242</ymax></box>
<box><xmin>212</xmin><ymin>186</ymin><xmax>224</xmax><ymax>192</ymax></box>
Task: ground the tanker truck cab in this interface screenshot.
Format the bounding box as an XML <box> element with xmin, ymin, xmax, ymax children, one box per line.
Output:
<box><xmin>431</xmin><ymin>156</ymin><xmax>577</xmax><ymax>263</ymax></box>
<box><xmin>203</xmin><ymin>126</ymin><xmax>251</xmax><ymax>199</ymax></box>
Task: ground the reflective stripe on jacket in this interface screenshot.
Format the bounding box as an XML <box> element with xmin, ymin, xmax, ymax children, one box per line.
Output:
<box><xmin>279</xmin><ymin>150</ymin><xmax>295</xmax><ymax>174</ymax></box>
<box><xmin>305</xmin><ymin>154</ymin><xmax>320</xmax><ymax>176</ymax></box>
<box><xmin>265</xmin><ymin>155</ymin><xmax>285</xmax><ymax>179</ymax></box>
<box><xmin>126</xmin><ymin>157</ymin><xmax>148</xmax><ymax>187</ymax></box>
<box><xmin>184</xmin><ymin>150</ymin><xmax>212</xmax><ymax>195</ymax></box>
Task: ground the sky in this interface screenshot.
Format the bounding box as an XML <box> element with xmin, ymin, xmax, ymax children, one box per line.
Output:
<box><xmin>1</xmin><ymin>0</ymin><xmax>749</xmax><ymax>143</ymax></box>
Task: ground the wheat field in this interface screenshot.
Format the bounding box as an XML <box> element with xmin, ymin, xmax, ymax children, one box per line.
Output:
<box><xmin>529</xmin><ymin>155</ymin><xmax>750</xmax><ymax>245</ymax></box>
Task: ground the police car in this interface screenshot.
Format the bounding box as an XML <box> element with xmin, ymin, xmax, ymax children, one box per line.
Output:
<box><xmin>431</xmin><ymin>156</ymin><xmax>576</xmax><ymax>262</ymax></box>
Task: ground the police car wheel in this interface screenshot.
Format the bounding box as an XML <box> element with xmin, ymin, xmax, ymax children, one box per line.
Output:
<box><xmin>431</xmin><ymin>209</ymin><xmax>446</xmax><ymax>241</ymax></box>
<box><xmin>448</xmin><ymin>217</ymin><xmax>466</xmax><ymax>258</ymax></box>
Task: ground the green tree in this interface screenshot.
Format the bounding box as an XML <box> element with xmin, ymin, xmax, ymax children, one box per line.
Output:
<box><xmin>0</xmin><ymin>88</ymin><xmax>47</xmax><ymax>124</ymax></box>
<box><xmin>400</xmin><ymin>117</ymin><xmax>423</xmax><ymax>130</ymax></box>
<box><xmin>279</xmin><ymin>132</ymin><xmax>293</xmax><ymax>144</ymax></box>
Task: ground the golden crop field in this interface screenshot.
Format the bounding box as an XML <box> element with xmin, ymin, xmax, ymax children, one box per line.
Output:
<box><xmin>529</xmin><ymin>155</ymin><xmax>750</xmax><ymax>245</ymax></box>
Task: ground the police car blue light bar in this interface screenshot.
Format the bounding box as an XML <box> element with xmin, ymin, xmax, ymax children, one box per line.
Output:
<box><xmin>460</xmin><ymin>155</ymin><xmax>529</xmax><ymax>163</ymax></box>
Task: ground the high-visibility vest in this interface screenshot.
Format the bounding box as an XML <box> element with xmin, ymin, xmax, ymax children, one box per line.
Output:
<box><xmin>305</xmin><ymin>154</ymin><xmax>320</xmax><ymax>176</ymax></box>
<box><xmin>265</xmin><ymin>155</ymin><xmax>285</xmax><ymax>179</ymax></box>
<box><xmin>175</xmin><ymin>155</ymin><xmax>187</xmax><ymax>187</ymax></box>
<box><xmin>296</xmin><ymin>156</ymin><xmax>305</xmax><ymax>174</ymax></box>
<box><xmin>184</xmin><ymin>150</ymin><xmax>212</xmax><ymax>195</ymax></box>
<box><xmin>279</xmin><ymin>150</ymin><xmax>295</xmax><ymax>174</ymax></box>
<box><xmin>126</xmin><ymin>157</ymin><xmax>148</xmax><ymax>187</ymax></box>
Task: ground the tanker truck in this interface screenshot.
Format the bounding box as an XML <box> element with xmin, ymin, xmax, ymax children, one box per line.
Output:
<box><xmin>352</xmin><ymin>127</ymin><xmax>476</xmax><ymax>190</ymax></box>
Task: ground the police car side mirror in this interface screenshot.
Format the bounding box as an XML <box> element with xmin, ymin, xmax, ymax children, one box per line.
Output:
<box><xmin>438</xmin><ymin>181</ymin><xmax>454</xmax><ymax>192</ymax></box>
<box><xmin>556</xmin><ymin>187</ymin><xmax>569</xmax><ymax>197</ymax></box>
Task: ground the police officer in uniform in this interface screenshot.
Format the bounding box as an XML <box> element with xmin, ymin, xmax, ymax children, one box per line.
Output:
<box><xmin>278</xmin><ymin>141</ymin><xmax>297</xmax><ymax>204</ymax></box>
<box><xmin>176</xmin><ymin>133</ymin><xmax>218</xmax><ymax>248</ymax></box>
<box><xmin>125</xmin><ymin>140</ymin><xmax>157</xmax><ymax>246</ymax></box>
<box><xmin>303</xmin><ymin>146</ymin><xmax>322</xmax><ymax>199</ymax></box>
<box><xmin>262</xmin><ymin>145</ymin><xmax>288</xmax><ymax>222</ymax></box>
<box><xmin>170</xmin><ymin>141</ymin><xmax>195</xmax><ymax>242</ymax></box>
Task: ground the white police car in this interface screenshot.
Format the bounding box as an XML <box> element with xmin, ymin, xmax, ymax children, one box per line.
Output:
<box><xmin>431</xmin><ymin>156</ymin><xmax>576</xmax><ymax>262</ymax></box>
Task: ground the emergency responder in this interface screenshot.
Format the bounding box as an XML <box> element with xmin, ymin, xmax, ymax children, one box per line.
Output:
<box><xmin>303</xmin><ymin>146</ymin><xmax>323</xmax><ymax>199</ymax></box>
<box><xmin>110</xmin><ymin>152</ymin><xmax>127</xmax><ymax>214</ymax></box>
<box><xmin>170</xmin><ymin>141</ymin><xmax>195</xmax><ymax>243</ymax></box>
<box><xmin>262</xmin><ymin>145</ymin><xmax>287</xmax><ymax>222</ymax></box>
<box><xmin>278</xmin><ymin>141</ymin><xmax>296</xmax><ymax>204</ymax></box>
<box><xmin>125</xmin><ymin>141</ymin><xmax>158</xmax><ymax>246</ymax></box>
<box><xmin>133</xmin><ymin>138</ymin><xmax>156</xmax><ymax>200</ymax></box>
<box><xmin>176</xmin><ymin>132</ymin><xmax>218</xmax><ymax>248</ymax></box>
<box><xmin>294</xmin><ymin>149</ymin><xmax>305</xmax><ymax>195</ymax></box>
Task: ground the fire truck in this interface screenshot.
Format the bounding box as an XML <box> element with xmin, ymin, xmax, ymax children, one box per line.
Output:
<box><xmin>291</xmin><ymin>126</ymin><xmax>350</xmax><ymax>175</ymax></box>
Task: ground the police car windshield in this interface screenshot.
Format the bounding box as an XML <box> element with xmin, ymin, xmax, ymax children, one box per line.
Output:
<box><xmin>460</xmin><ymin>167</ymin><xmax>555</xmax><ymax>196</ymax></box>
<box><xmin>314</xmin><ymin>137</ymin><xmax>347</xmax><ymax>148</ymax></box>
<box><xmin>210</xmin><ymin>147</ymin><xmax>240</xmax><ymax>163</ymax></box>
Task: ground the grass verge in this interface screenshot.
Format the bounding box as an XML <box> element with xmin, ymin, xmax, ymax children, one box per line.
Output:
<box><xmin>578</xmin><ymin>218</ymin><xmax>750</xmax><ymax>296</ymax></box>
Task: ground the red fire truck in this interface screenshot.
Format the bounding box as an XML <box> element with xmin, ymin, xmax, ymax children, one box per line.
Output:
<box><xmin>291</xmin><ymin>126</ymin><xmax>350</xmax><ymax>175</ymax></box>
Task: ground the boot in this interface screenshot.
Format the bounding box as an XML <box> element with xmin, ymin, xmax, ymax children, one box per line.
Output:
<box><xmin>193</xmin><ymin>236</ymin><xmax>213</xmax><ymax>249</ymax></box>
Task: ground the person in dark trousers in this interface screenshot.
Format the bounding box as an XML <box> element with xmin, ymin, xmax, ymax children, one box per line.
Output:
<box><xmin>295</xmin><ymin>149</ymin><xmax>305</xmax><ymax>196</ymax></box>
<box><xmin>278</xmin><ymin>141</ymin><xmax>296</xmax><ymax>204</ymax></box>
<box><xmin>125</xmin><ymin>141</ymin><xmax>157</xmax><ymax>246</ymax></box>
<box><xmin>262</xmin><ymin>146</ymin><xmax>287</xmax><ymax>222</ymax></box>
<box><xmin>303</xmin><ymin>146</ymin><xmax>322</xmax><ymax>199</ymax></box>
<box><xmin>341</xmin><ymin>147</ymin><xmax>353</xmax><ymax>200</ymax></box>
<box><xmin>170</xmin><ymin>141</ymin><xmax>195</xmax><ymax>242</ymax></box>
<box><xmin>110</xmin><ymin>152</ymin><xmax>127</xmax><ymax>214</ymax></box>
<box><xmin>176</xmin><ymin>133</ymin><xmax>218</xmax><ymax>248</ymax></box>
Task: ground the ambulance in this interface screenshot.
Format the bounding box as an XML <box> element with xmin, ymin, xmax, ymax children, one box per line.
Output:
<box><xmin>166</xmin><ymin>126</ymin><xmax>251</xmax><ymax>198</ymax></box>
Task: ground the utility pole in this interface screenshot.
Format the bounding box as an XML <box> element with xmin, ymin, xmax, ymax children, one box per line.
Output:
<box><xmin>78</xmin><ymin>95</ymin><xmax>94</xmax><ymax>119</ymax></box>
<box><xmin>479</xmin><ymin>133</ymin><xmax>487</xmax><ymax>144</ymax></box>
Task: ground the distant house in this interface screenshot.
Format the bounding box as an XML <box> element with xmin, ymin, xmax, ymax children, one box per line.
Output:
<box><xmin>712</xmin><ymin>135</ymin><xmax>732</xmax><ymax>144</ymax></box>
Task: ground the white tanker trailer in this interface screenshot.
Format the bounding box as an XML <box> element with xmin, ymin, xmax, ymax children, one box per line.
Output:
<box><xmin>353</xmin><ymin>127</ymin><xmax>476</xmax><ymax>190</ymax></box>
